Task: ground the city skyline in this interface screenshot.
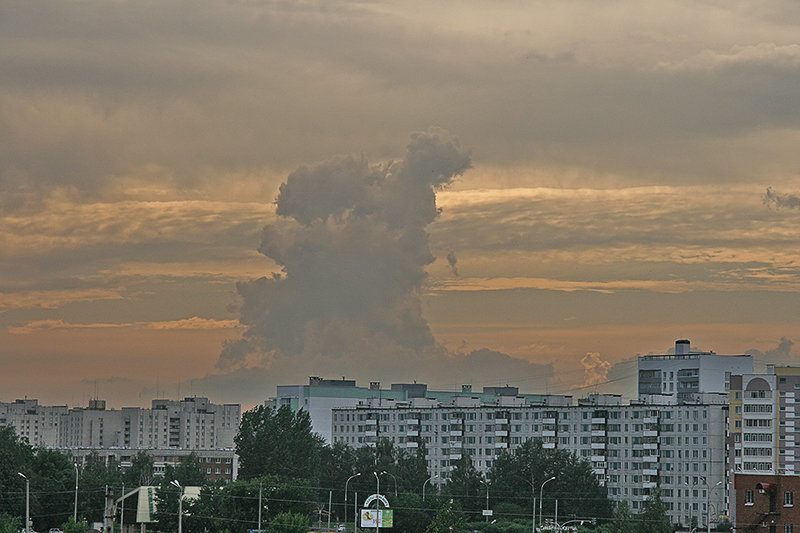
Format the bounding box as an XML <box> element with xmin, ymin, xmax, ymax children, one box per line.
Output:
<box><xmin>2</xmin><ymin>1</ymin><xmax>800</xmax><ymax>408</ymax></box>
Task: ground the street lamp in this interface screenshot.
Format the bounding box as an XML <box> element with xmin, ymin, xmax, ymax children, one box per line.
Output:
<box><xmin>345</xmin><ymin>473</ymin><xmax>361</xmax><ymax>532</ymax></box>
<box><xmin>539</xmin><ymin>476</ymin><xmax>556</xmax><ymax>530</ymax></box>
<box><xmin>171</xmin><ymin>480</ymin><xmax>183</xmax><ymax>533</ymax></box>
<box><xmin>380</xmin><ymin>471</ymin><xmax>397</xmax><ymax>497</ymax></box>
<box><xmin>479</xmin><ymin>480</ymin><xmax>490</xmax><ymax>522</ymax></box>
<box><xmin>73</xmin><ymin>463</ymin><xmax>79</xmax><ymax>523</ymax></box>
<box><xmin>702</xmin><ymin>478</ymin><xmax>722</xmax><ymax>533</ymax></box>
<box><xmin>18</xmin><ymin>472</ymin><xmax>29</xmax><ymax>533</ymax></box>
<box><xmin>423</xmin><ymin>476</ymin><xmax>439</xmax><ymax>501</ymax></box>
<box><xmin>373</xmin><ymin>472</ymin><xmax>380</xmax><ymax>533</ymax></box>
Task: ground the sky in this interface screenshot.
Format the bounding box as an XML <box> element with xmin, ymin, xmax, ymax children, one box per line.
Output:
<box><xmin>2</xmin><ymin>0</ymin><xmax>800</xmax><ymax>409</ymax></box>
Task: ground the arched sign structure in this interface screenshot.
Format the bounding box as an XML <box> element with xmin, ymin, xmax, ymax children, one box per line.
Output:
<box><xmin>361</xmin><ymin>493</ymin><xmax>393</xmax><ymax>528</ymax></box>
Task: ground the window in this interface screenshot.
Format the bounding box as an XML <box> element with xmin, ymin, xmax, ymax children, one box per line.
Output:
<box><xmin>785</xmin><ymin>525</ymin><xmax>793</xmax><ymax>533</ymax></box>
<box><xmin>746</xmin><ymin>489</ymin><xmax>754</xmax><ymax>505</ymax></box>
<box><xmin>785</xmin><ymin>491</ymin><xmax>794</xmax><ymax>507</ymax></box>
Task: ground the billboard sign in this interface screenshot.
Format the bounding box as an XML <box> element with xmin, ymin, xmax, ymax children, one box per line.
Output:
<box><xmin>360</xmin><ymin>509</ymin><xmax>393</xmax><ymax>528</ymax></box>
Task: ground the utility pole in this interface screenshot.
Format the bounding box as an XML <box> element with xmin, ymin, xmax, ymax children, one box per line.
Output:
<box><xmin>258</xmin><ymin>481</ymin><xmax>263</xmax><ymax>532</ymax></box>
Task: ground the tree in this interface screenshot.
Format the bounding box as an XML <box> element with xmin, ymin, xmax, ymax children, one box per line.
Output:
<box><xmin>607</xmin><ymin>501</ymin><xmax>635</xmax><ymax>533</ymax></box>
<box><xmin>444</xmin><ymin>455</ymin><xmax>484</xmax><ymax>520</ymax></box>
<box><xmin>235</xmin><ymin>405</ymin><xmax>324</xmax><ymax>480</ymax></box>
<box><xmin>268</xmin><ymin>512</ymin><xmax>310</xmax><ymax>533</ymax></box>
<box><xmin>318</xmin><ymin>441</ymin><xmax>358</xmax><ymax>521</ymax></box>
<box><xmin>62</xmin><ymin>517</ymin><xmax>89</xmax><ymax>533</ymax></box>
<box><xmin>78</xmin><ymin>452</ymin><xmax>122</xmax><ymax>524</ymax></box>
<box><xmin>0</xmin><ymin>427</ymin><xmax>34</xmax><ymax>522</ymax></box>
<box><xmin>425</xmin><ymin>499</ymin><xmax>466</xmax><ymax>533</ymax></box>
<box><xmin>489</xmin><ymin>439</ymin><xmax>612</xmax><ymax>524</ymax></box>
<box><xmin>123</xmin><ymin>451</ymin><xmax>155</xmax><ymax>487</ymax></box>
<box><xmin>637</xmin><ymin>488</ymin><xmax>672</xmax><ymax>533</ymax></box>
<box><xmin>0</xmin><ymin>514</ymin><xmax>22</xmax><ymax>533</ymax></box>
<box><xmin>30</xmin><ymin>448</ymin><xmax>75</xmax><ymax>530</ymax></box>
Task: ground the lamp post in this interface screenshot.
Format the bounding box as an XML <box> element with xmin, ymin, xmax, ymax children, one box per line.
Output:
<box><xmin>539</xmin><ymin>476</ymin><xmax>556</xmax><ymax>530</ymax></box>
<box><xmin>479</xmin><ymin>480</ymin><xmax>490</xmax><ymax>522</ymax></box>
<box><xmin>373</xmin><ymin>472</ymin><xmax>380</xmax><ymax>533</ymax></box>
<box><xmin>18</xmin><ymin>472</ymin><xmax>29</xmax><ymax>533</ymax></box>
<box><xmin>171</xmin><ymin>480</ymin><xmax>183</xmax><ymax>533</ymax></box>
<box><xmin>702</xmin><ymin>478</ymin><xmax>722</xmax><ymax>533</ymax></box>
<box><xmin>258</xmin><ymin>481</ymin><xmax>263</xmax><ymax>532</ymax></box>
<box><xmin>423</xmin><ymin>476</ymin><xmax>439</xmax><ymax>501</ymax></box>
<box><xmin>73</xmin><ymin>463</ymin><xmax>79</xmax><ymax>523</ymax></box>
<box><xmin>345</xmin><ymin>473</ymin><xmax>361</xmax><ymax>532</ymax></box>
<box><xmin>380</xmin><ymin>471</ymin><xmax>397</xmax><ymax>497</ymax></box>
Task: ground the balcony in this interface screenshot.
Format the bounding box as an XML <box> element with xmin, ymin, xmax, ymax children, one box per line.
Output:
<box><xmin>450</xmin><ymin>430</ymin><xmax>463</xmax><ymax>437</ymax></box>
<box><xmin>591</xmin><ymin>442</ymin><xmax>606</xmax><ymax>449</ymax></box>
<box><xmin>643</xmin><ymin>469</ymin><xmax>658</xmax><ymax>476</ymax></box>
<box><xmin>495</xmin><ymin>418</ymin><xmax>509</xmax><ymax>425</ymax></box>
<box><xmin>366</xmin><ymin>430</ymin><xmax>377</xmax><ymax>437</ymax></box>
<box><xmin>495</xmin><ymin>442</ymin><xmax>509</xmax><ymax>449</ymax></box>
<box><xmin>643</xmin><ymin>443</ymin><xmax>658</xmax><ymax>450</ymax></box>
<box><xmin>543</xmin><ymin>418</ymin><xmax>556</xmax><ymax>424</ymax></box>
<box><xmin>450</xmin><ymin>453</ymin><xmax>462</xmax><ymax>460</ymax></box>
<box><xmin>406</xmin><ymin>418</ymin><xmax>419</xmax><ymax>425</ymax></box>
<box><xmin>543</xmin><ymin>442</ymin><xmax>556</xmax><ymax>449</ymax></box>
<box><xmin>592</xmin><ymin>430</ymin><xmax>606</xmax><ymax>437</ymax></box>
<box><xmin>406</xmin><ymin>441</ymin><xmax>418</xmax><ymax>448</ymax></box>
<box><xmin>592</xmin><ymin>467</ymin><xmax>606</xmax><ymax>475</ymax></box>
<box><xmin>643</xmin><ymin>455</ymin><xmax>658</xmax><ymax>463</ymax></box>
<box><xmin>643</xmin><ymin>481</ymin><xmax>657</xmax><ymax>489</ymax></box>
<box><xmin>644</xmin><ymin>430</ymin><xmax>659</xmax><ymax>437</ymax></box>
<box><xmin>591</xmin><ymin>455</ymin><xmax>606</xmax><ymax>462</ymax></box>
<box><xmin>643</xmin><ymin>417</ymin><xmax>658</xmax><ymax>424</ymax></box>
<box><xmin>407</xmin><ymin>430</ymin><xmax>419</xmax><ymax>437</ymax></box>
<box><xmin>543</xmin><ymin>430</ymin><xmax>556</xmax><ymax>437</ymax></box>
<box><xmin>495</xmin><ymin>430</ymin><xmax>508</xmax><ymax>437</ymax></box>
<box><xmin>592</xmin><ymin>417</ymin><xmax>606</xmax><ymax>424</ymax></box>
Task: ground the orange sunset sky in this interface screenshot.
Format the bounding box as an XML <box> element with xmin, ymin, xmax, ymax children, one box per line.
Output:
<box><xmin>2</xmin><ymin>0</ymin><xmax>800</xmax><ymax>408</ymax></box>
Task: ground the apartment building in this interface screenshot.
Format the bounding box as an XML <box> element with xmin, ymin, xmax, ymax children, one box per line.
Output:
<box><xmin>331</xmin><ymin>393</ymin><xmax>729</xmax><ymax>528</ymax></box>
<box><xmin>638</xmin><ymin>339</ymin><xmax>753</xmax><ymax>402</ymax></box>
<box><xmin>0</xmin><ymin>397</ymin><xmax>241</xmax><ymax>482</ymax></box>
<box><xmin>729</xmin><ymin>366</ymin><xmax>800</xmax><ymax>476</ymax></box>
<box><xmin>272</xmin><ymin>377</ymin><xmax>551</xmax><ymax>443</ymax></box>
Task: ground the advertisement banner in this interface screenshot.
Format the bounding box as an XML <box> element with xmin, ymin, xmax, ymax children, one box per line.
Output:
<box><xmin>360</xmin><ymin>509</ymin><xmax>393</xmax><ymax>528</ymax></box>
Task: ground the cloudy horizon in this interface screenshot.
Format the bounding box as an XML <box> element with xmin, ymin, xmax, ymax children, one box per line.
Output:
<box><xmin>2</xmin><ymin>0</ymin><xmax>800</xmax><ymax>409</ymax></box>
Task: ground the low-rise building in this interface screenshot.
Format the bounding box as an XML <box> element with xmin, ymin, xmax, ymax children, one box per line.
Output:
<box><xmin>734</xmin><ymin>473</ymin><xmax>800</xmax><ymax>532</ymax></box>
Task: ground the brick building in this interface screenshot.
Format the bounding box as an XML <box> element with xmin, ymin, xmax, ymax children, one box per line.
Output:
<box><xmin>734</xmin><ymin>473</ymin><xmax>800</xmax><ymax>532</ymax></box>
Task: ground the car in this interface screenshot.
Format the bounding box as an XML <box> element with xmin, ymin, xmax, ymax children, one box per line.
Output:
<box><xmin>49</xmin><ymin>529</ymin><xmax>63</xmax><ymax>533</ymax></box>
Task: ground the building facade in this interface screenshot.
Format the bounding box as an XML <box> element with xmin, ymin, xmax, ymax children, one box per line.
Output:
<box><xmin>638</xmin><ymin>340</ymin><xmax>753</xmax><ymax>402</ymax></box>
<box><xmin>734</xmin><ymin>473</ymin><xmax>800</xmax><ymax>532</ymax></box>
<box><xmin>331</xmin><ymin>393</ymin><xmax>729</xmax><ymax>528</ymax></box>
<box><xmin>272</xmin><ymin>377</ymin><xmax>551</xmax><ymax>444</ymax></box>
<box><xmin>0</xmin><ymin>397</ymin><xmax>241</xmax><ymax>482</ymax></box>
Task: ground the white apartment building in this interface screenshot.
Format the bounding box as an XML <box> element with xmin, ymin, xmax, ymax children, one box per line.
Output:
<box><xmin>0</xmin><ymin>399</ymin><xmax>68</xmax><ymax>447</ymax></box>
<box><xmin>0</xmin><ymin>397</ymin><xmax>241</xmax><ymax>480</ymax></box>
<box><xmin>331</xmin><ymin>393</ymin><xmax>729</xmax><ymax>528</ymax></box>
<box><xmin>272</xmin><ymin>377</ymin><xmax>550</xmax><ymax>444</ymax></box>
<box><xmin>729</xmin><ymin>366</ymin><xmax>800</xmax><ymax>476</ymax></box>
<box><xmin>638</xmin><ymin>339</ymin><xmax>753</xmax><ymax>402</ymax></box>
